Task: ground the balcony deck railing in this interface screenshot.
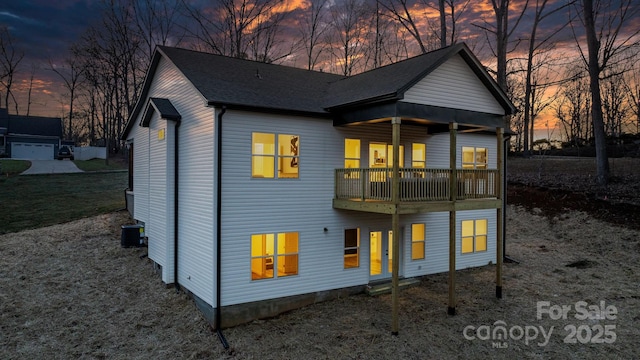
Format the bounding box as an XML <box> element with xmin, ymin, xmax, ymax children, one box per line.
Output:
<box><xmin>335</xmin><ymin>168</ymin><xmax>499</xmax><ymax>202</ymax></box>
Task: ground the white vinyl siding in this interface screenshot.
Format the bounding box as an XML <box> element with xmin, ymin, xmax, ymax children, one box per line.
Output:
<box><xmin>455</xmin><ymin>210</ymin><xmax>497</xmax><ymax>268</ymax></box>
<box><xmin>131</xmin><ymin>125</ymin><xmax>150</xmax><ymax>226</ymax></box>
<box><xmin>147</xmin><ymin>113</ymin><xmax>175</xmax><ymax>283</ymax></box>
<box><xmin>402</xmin><ymin>54</ymin><xmax>505</xmax><ymax>115</ymax></box>
<box><xmin>402</xmin><ymin>210</ymin><xmax>497</xmax><ymax>277</ymax></box>
<box><xmin>220</xmin><ymin>118</ymin><xmax>457</xmax><ymax>306</ymax></box>
<box><xmin>129</xmin><ymin>56</ymin><xmax>215</xmax><ymax>305</ymax></box>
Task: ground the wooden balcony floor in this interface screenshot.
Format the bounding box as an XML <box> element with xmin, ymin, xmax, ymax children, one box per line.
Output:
<box><xmin>333</xmin><ymin>197</ymin><xmax>502</xmax><ymax>214</ymax></box>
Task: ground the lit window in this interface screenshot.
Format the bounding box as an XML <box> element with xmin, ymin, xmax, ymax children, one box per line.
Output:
<box><xmin>369</xmin><ymin>143</ymin><xmax>404</xmax><ymax>168</ymax></box>
<box><xmin>411</xmin><ymin>223</ymin><xmax>425</xmax><ymax>260</ymax></box>
<box><xmin>252</xmin><ymin>133</ymin><xmax>275</xmax><ymax>178</ymax></box>
<box><xmin>251</xmin><ymin>233</ymin><xmax>274</xmax><ymax>279</ymax></box>
<box><xmin>344</xmin><ymin>139</ymin><xmax>360</xmax><ymax>169</ymax></box>
<box><xmin>278</xmin><ymin>134</ymin><xmax>299</xmax><ymax>178</ymax></box>
<box><xmin>252</xmin><ymin>132</ymin><xmax>299</xmax><ymax>178</ymax></box>
<box><xmin>461</xmin><ymin>219</ymin><xmax>488</xmax><ymax>254</ymax></box>
<box><xmin>412</xmin><ymin>143</ymin><xmax>426</xmax><ymax>168</ymax></box>
<box><xmin>462</xmin><ymin>147</ymin><xmax>487</xmax><ymax>169</ymax></box>
<box><xmin>344</xmin><ymin>228</ymin><xmax>360</xmax><ymax>268</ymax></box>
<box><xmin>251</xmin><ymin>232</ymin><xmax>299</xmax><ymax>280</ymax></box>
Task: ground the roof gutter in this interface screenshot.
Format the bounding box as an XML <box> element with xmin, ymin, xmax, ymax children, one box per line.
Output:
<box><xmin>207</xmin><ymin>100</ymin><xmax>330</xmax><ymax>119</ymax></box>
<box><xmin>215</xmin><ymin>106</ymin><xmax>229</xmax><ymax>349</ymax></box>
<box><xmin>174</xmin><ymin>118</ymin><xmax>182</xmax><ymax>292</ymax></box>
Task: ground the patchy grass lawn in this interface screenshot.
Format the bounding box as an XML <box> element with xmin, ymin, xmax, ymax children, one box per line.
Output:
<box><xmin>0</xmin><ymin>206</ymin><xmax>638</xmax><ymax>359</ymax></box>
<box><xmin>0</xmin><ymin>159</ymin><xmax>31</xmax><ymax>176</ymax></box>
<box><xmin>73</xmin><ymin>158</ymin><xmax>128</xmax><ymax>172</ymax></box>
<box><xmin>0</xmin><ymin>172</ymin><xmax>127</xmax><ymax>234</ymax></box>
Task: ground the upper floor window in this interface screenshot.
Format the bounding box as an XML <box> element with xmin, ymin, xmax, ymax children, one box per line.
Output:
<box><xmin>344</xmin><ymin>139</ymin><xmax>361</xmax><ymax>169</ymax></box>
<box><xmin>412</xmin><ymin>143</ymin><xmax>426</xmax><ymax>168</ymax></box>
<box><xmin>369</xmin><ymin>142</ymin><xmax>404</xmax><ymax>168</ymax></box>
<box><xmin>462</xmin><ymin>147</ymin><xmax>487</xmax><ymax>169</ymax></box>
<box><xmin>461</xmin><ymin>219</ymin><xmax>487</xmax><ymax>254</ymax></box>
<box><xmin>252</xmin><ymin>132</ymin><xmax>299</xmax><ymax>178</ymax></box>
<box><xmin>251</xmin><ymin>232</ymin><xmax>299</xmax><ymax>280</ymax></box>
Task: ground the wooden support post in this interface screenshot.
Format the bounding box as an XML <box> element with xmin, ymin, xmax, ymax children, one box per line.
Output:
<box><xmin>496</xmin><ymin>127</ymin><xmax>504</xmax><ymax>299</ymax></box>
<box><xmin>448</xmin><ymin>122</ymin><xmax>457</xmax><ymax>315</ymax></box>
<box><xmin>391</xmin><ymin>117</ymin><xmax>401</xmax><ymax>335</ymax></box>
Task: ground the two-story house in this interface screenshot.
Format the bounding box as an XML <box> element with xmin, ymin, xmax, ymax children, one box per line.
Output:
<box><xmin>121</xmin><ymin>43</ymin><xmax>516</xmax><ymax>332</ymax></box>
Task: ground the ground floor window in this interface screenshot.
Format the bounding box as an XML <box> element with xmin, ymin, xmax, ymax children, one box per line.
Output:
<box><xmin>251</xmin><ymin>232</ymin><xmax>299</xmax><ymax>280</ymax></box>
<box><xmin>411</xmin><ymin>223</ymin><xmax>425</xmax><ymax>260</ymax></box>
<box><xmin>461</xmin><ymin>219</ymin><xmax>487</xmax><ymax>254</ymax></box>
<box><xmin>344</xmin><ymin>228</ymin><xmax>360</xmax><ymax>268</ymax></box>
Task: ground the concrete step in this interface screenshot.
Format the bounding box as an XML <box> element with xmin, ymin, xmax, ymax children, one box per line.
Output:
<box><xmin>366</xmin><ymin>278</ymin><xmax>421</xmax><ymax>296</ymax></box>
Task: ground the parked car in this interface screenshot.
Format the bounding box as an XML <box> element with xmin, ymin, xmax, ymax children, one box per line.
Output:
<box><xmin>57</xmin><ymin>146</ymin><xmax>74</xmax><ymax>160</ymax></box>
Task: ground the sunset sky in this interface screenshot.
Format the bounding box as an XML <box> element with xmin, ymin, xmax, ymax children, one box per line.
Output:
<box><xmin>1</xmin><ymin>0</ymin><xmax>638</xmax><ymax>139</ymax></box>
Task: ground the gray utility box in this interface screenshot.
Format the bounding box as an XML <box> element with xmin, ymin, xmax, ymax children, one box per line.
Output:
<box><xmin>121</xmin><ymin>224</ymin><xmax>144</xmax><ymax>248</ymax></box>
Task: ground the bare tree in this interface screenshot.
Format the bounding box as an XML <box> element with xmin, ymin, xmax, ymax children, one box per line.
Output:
<box><xmin>365</xmin><ymin>1</ymin><xmax>411</xmax><ymax>69</ymax></box>
<box><xmin>0</xmin><ymin>26</ymin><xmax>24</xmax><ymax>113</ymax></box>
<box><xmin>299</xmin><ymin>0</ymin><xmax>330</xmax><ymax>70</ymax></box>
<box><xmin>183</xmin><ymin>0</ymin><xmax>291</xmax><ymax>61</ymax></box>
<box><xmin>574</xmin><ymin>0</ymin><xmax>640</xmax><ymax>185</ymax></box>
<box><xmin>601</xmin><ymin>69</ymin><xmax>630</xmax><ymax>137</ymax></box>
<box><xmin>426</xmin><ymin>0</ymin><xmax>471</xmax><ymax>48</ymax></box>
<box><xmin>622</xmin><ymin>58</ymin><xmax>640</xmax><ymax>134</ymax></box>
<box><xmin>25</xmin><ymin>63</ymin><xmax>39</xmax><ymax>116</ymax></box>
<box><xmin>328</xmin><ymin>0</ymin><xmax>370</xmax><ymax>75</ymax></box>
<box><xmin>378</xmin><ymin>0</ymin><xmax>438</xmax><ymax>54</ymax></box>
<box><xmin>133</xmin><ymin>0</ymin><xmax>185</xmax><ymax>62</ymax></box>
<box><xmin>247</xmin><ymin>2</ymin><xmax>294</xmax><ymax>63</ymax></box>
<box><xmin>520</xmin><ymin>0</ymin><xmax>573</xmax><ymax>155</ymax></box>
<box><xmin>73</xmin><ymin>0</ymin><xmax>146</xmax><ymax>153</ymax></box>
<box><xmin>474</xmin><ymin>0</ymin><xmax>529</xmax><ymax>92</ymax></box>
<box><xmin>48</xmin><ymin>48</ymin><xmax>86</xmax><ymax>140</ymax></box>
<box><xmin>554</xmin><ymin>65</ymin><xmax>591</xmax><ymax>148</ymax></box>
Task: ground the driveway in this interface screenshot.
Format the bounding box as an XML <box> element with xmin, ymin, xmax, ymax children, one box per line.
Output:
<box><xmin>21</xmin><ymin>160</ymin><xmax>83</xmax><ymax>175</ymax></box>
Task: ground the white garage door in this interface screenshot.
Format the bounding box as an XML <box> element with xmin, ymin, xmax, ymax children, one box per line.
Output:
<box><xmin>11</xmin><ymin>142</ymin><xmax>55</xmax><ymax>160</ymax></box>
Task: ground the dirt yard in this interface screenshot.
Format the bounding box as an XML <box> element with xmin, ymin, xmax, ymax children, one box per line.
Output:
<box><xmin>1</xmin><ymin>157</ymin><xmax>639</xmax><ymax>359</ymax></box>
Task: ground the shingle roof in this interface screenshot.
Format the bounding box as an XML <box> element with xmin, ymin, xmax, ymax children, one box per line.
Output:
<box><xmin>122</xmin><ymin>43</ymin><xmax>515</xmax><ymax>139</ymax></box>
<box><xmin>6</xmin><ymin>114</ymin><xmax>62</xmax><ymax>138</ymax></box>
<box><xmin>140</xmin><ymin>98</ymin><xmax>182</xmax><ymax>127</ymax></box>
<box><xmin>324</xmin><ymin>46</ymin><xmax>456</xmax><ymax>108</ymax></box>
<box><xmin>0</xmin><ymin>108</ymin><xmax>8</xmax><ymax>129</ymax></box>
<box><xmin>150</xmin><ymin>98</ymin><xmax>182</xmax><ymax>121</ymax></box>
<box><xmin>158</xmin><ymin>46</ymin><xmax>344</xmax><ymax>114</ymax></box>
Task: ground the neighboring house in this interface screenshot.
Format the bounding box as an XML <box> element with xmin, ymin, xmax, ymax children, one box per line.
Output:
<box><xmin>0</xmin><ymin>108</ymin><xmax>63</xmax><ymax>159</ymax></box>
<box><xmin>121</xmin><ymin>43</ymin><xmax>516</xmax><ymax>330</ymax></box>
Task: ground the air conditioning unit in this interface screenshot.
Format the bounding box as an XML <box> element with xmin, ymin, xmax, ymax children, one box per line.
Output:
<box><xmin>121</xmin><ymin>224</ymin><xmax>145</xmax><ymax>248</ymax></box>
